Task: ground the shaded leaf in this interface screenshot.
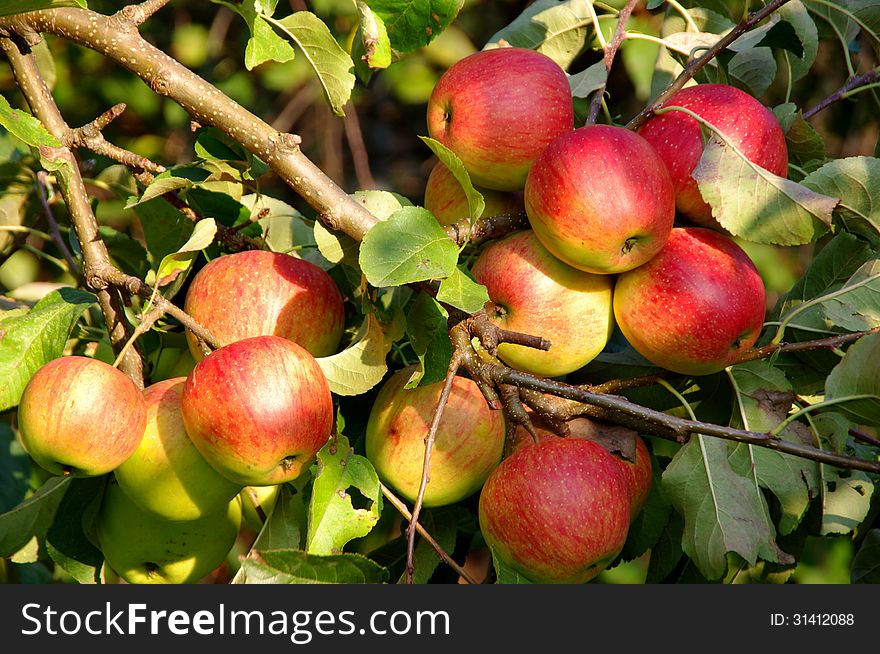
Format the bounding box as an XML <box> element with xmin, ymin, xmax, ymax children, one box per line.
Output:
<box><xmin>436</xmin><ymin>266</ymin><xmax>490</xmax><ymax>314</ymax></box>
<box><xmin>405</xmin><ymin>293</ymin><xmax>453</xmax><ymax>387</ymax></box>
<box><xmin>45</xmin><ymin>477</ymin><xmax>105</xmax><ymax>585</ymax></box>
<box><xmin>620</xmin><ymin>457</ymin><xmax>673</xmax><ymax>562</ymax></box>
<box><xmin>243</xmin><ymin>194</ymin><xmax>333</xmax><ymax>271</ymax></box>
<box><xmin>368</xmin><ymin>0</ymin><xmax>464</xmax><ymax>53</ymax></box>
<box><xmin>728</xmin><ymin>48</ymin><xmax>776</xmax><ymax>97</ymax></box>
<box><xmin>826</xmin><ymin>331</ymin><xmax>880</xmax><ymax>425</ymax></box>
<box><xmin>419</xmin><ymin>136</ymin><xmax>485</xmax><ymax>225</ymax></box>
<box><xmin>0</xmin><ymin>423</ymin><xmax>30</xmax><ymax>514</ymax></box>
<box><xmin>821</xmin><ymin>259</ymin><xmax>880</xmax><ymax>332</ymax></box>
<box><xmin>820</xmin><ymin>470</ymin><xmax>874</xmax><ymax>536</ymax></box>
<box><xmin>397</xmin><ymin>507</ymin><xmax>460</xmax><ymax>584</ymax></box>
<box><xmin>132</xmin><ymin>198</ymin><xmax>194</xmax><ymax>265</ymax></box>
<box><xmin>802</xmin><ymin>157</ymin><xmax>880</xmax><ymax>236</ymax></box>
<box><xmin>316</xmin><ymin>312</ymin><xmax>392</xmax><ymax>396</ymax></box>
<box><xmin>568</xmin><ymin>61</ymin><xmax>608</xmax><ymax>99</ymax></box>
<box><xmin>491</xmin><ymin>550</ymin><xmax>534</xmax><ymax>584</ymax></box>
<box><xmin>0</xmin><ymin>477</ymin><xmax>71</xmax><ymax>558</ymax></box>
<box><xmin>251</xmin><ymin>484</ymin><xmax>306</xmax><ymax>551</ymax></box>
<box><xmin>778</xmin><ymin>1</ymin><xmax>819</xmax><ymax>81</ymax></box>
<box><xmin>242</xmin><ymin>549</ymin><xmax>389</xmax><ymax>583</ymax></box>
<box><xmin>852</xmin><ymin>529</ymin><xmax>880</xmax><ymax>583</ymax></box>
<box><xmin>155</xmin><ymin>218</ymin><xmax>216</xmax><ymax>288</ymax></box>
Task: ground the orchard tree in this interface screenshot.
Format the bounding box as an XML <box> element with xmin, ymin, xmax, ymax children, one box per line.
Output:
<box><xmin>1</xmin><ymin>0</ymin><xmax>880</xmax><ymax>585</ymax></box>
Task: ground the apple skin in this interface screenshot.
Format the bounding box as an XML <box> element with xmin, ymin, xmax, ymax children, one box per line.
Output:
<box><xmin>637</xmin><ymin>83</ymin><xmax>788</xmax><ymax>227</ymax></box>
<box><xmin>183</xmin><ymin>249</ymin><xmax>345</xmax><ymax>361</ymax></box>
<box><xmin>470</xmin><ymin>230</ymin><xmax>614</xmax><ymax>377</ymax></box>
<box><xmin>423</xmin><ymin>161</ymin><xmax>524</xmax><ymax>226</ymax></box>
<box><xmin>524</xmin><ymin>124</ymin><xmax>675</xmax><ymax>274</ymax></box>
<box><xmin>365</xmin><ymin>366</ymin><xmax>505</xmax><ymax>507</ymax></box>
<box><xmin>240</xmin><ymin>484</ymin><xmax>282</xmax><ymax>532</ymax></box>
<box><xmin>114</xmin><ymin>378</ymin><xmax>243</xmax><ymax>522</ymax></box>
<box><xmin>426</xmin><ymin>47</ymin><xmax>573</xmax><ymax>191</ymax></box>
<box><xmin>180</xmin><ymin>335</ymin><xmax>334</xmax><ymax>486</ymax></box>
<box><xmin>17</xmin><ymin>356</ymin><xmax>146</xmax><ymax>477</ymax></box>
<box><xmin>97</xmin><ymin>481</ymin><xmax>241</xmax><ymax>585</ymax></box>
<box><xmin>613</xmin><ymin>227</ymin><xmax>766</xmax><ymax>376</ymax></box>
<box><xmin>479</xmin><ymin>437</ymin><xmax>631</xmax><ymax>584</ymax></box>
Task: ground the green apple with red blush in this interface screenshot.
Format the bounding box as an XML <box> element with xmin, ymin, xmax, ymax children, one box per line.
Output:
<box><xmin>423</xmin><ymin>161</ymin><xmax>524</xmax><ymax>226</ymax></box>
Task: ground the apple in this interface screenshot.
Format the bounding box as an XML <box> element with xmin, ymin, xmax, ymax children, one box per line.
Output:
<box><xmin>479</xmin><ymin>437</ymin><xmax>631</xmax><ymax>584</ymax></box>
<box><xmin>114</xmin><ymin>378</ymin><xmax>242</xmax><ymax>522</ymax></box>
<box><xmin>183</xmin><ymin>249</ymin><xmax>345</xmax><ymax>361</ymax></box>
<box><xmin>240</xmin><ymin>484</ymin><xmax>282</xmax><ymax>532</ymax></box>
<box><xmin>365</xmin><ymin>366</ymin><xmax>505</xmax><ymax>507</ymax></box>
<box><xmin>423</xmin><ymin>161</ymin><xmax>524</xmax><ymax>226</ymax></box>
<box><xmin>470</xmin><ymin>230</ymin><xmax>614</xmax><ymax>377</ymax></box>
<box><xmin>637</xmin><ymin>83</ymin><xmax>788</xmax><ymax>227</ymax></box>
<box><xmin>613</xmin><ymin>227</ymin><xmax>766</xmax><ymax>376</ymax></box>
<box><xmin>17</xmin><ymin>356</ymin><xmax>146</xmax><ymax>477</ymax></box>
<box><xmin>524</xmin><ymin>124</ymin><xmax>675</xmax><ymax>274</ymax></box>
<box><xmin>97</xmin><ymin>480</ymin><xmax>241</xmax><ymax>585</ymax></box>
<box><xmin>426</xmin><ymin>47</ymin><xmax>573</xmax><ymax>191</ymax></box>
<box><xmin>180</xmin><ymin>335</ymin><xmax>334</xmax><ymax>486</ymax></box>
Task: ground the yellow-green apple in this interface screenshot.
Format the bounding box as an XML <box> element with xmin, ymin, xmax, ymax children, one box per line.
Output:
<box><xmin>183</xmin><ymin>249</ymin><xmax>344</xmax><ymax>361</ymax></box>
<box><xmin>181</xmin><ymin>335</ymin><xmax>334</xmax><ymax>486</ymax></box>
<box><xmin>97</xmin><ymin>480</ymin><xmax>241</xmax><ymax>584</ymax></box>
<box><xmin>17</xmin><ymin>356</ymin><xmax>146</xmax><ymax>477</ymax></box>
<box><xmin>637</xmin><ymin>83</ymin><xmax>788</xmax><ymax>227</ymax></box>
<box><xmin>479</xmin><ymin>437</ymin><xmax>631</xmax><ymax>583</ymax></box>
<box><xmin>470</xmin><ymin>230</ymin><xmax>614</xmax><ymax>377</ymax></box>
<box><xmin>524</xmin><ymin>124</ymin><xmax>675</xmax><ymax>274</ymax></box>
<box><xmin>613</xmin><ymin>227</ymin><xmax>766</xmax><ymax>376</ymax></box>
<box><xmin>114</xmin><ymin>378</ymin><xmax>242</xmax><ymax>522</ymax></box>
<box><xmin>365</xmin><ymin>366</ymin><xmax>505</xmax><ymax>507</ymax></box>
<box><xmin>423</xmin><ymin>161</ymin><xmax>524</xmax><ymax>226</ymax></box>
<box><xmin>426</xmin><ymin>47</ymin><xmax>573</xmax><ymax>191</ymax></box>
<box><xmin>240</xmin><ymin>484</ymin><xmax>282</xmax><ymax>531</ymax></box>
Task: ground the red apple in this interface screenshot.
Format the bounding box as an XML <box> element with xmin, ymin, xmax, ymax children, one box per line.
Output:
<box><xmin>613</xmin><ymin>227</ymin><xmax>766</xmax><ymax>376</ymax></box>
<box><xmin>183</xmin><ymin>250</ymin><xmax>345</xmax><ymax>361</ymax></box>
<box><xmin>180</xmin><ymin>335</ymin><xmax>334</xmax><ymax>486</ymax></box>
<box><xmin>470</xmin><ymin>230</ymin><xmax>614</xmax><ymax>377</ymax></box>
<box><xmin>365</xmin><ymin>366</ymin><xmax>505</xmax><ymax>507</ymax></box>
<box><xmin>637</xmin><ymin>83</ymin><xmax>788</xmax><ymax>227</ymax></box>
<box><xmin>479</xmin><ymin>437</ymin><xmax>631</xmax><ymax>584</ymax></box>
<box><xmin>524</xmin><ymin>124</ymin><xmax>675</xmax><ymax>274</ymax></box>
<box><xmin>17</xmin><ymin>356</ymin><xmax>146</xmax><ymax>477</ymax></box>
<box><xmin>423</xmin><ymin>161</ymin><xmax>524</xmax><ymax>226</ymax></box>
<box><xmin>426</xmin><ymin>47</ymin><xmax>573</xmax><ymax>191</ymax></box>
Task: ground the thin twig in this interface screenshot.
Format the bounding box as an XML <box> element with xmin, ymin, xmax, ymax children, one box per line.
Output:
<box><xmin>587</xmin><ymin>0</ymin><xmax>638</xmax><ymax>125</ymax></box>
<box><xmin>803</xmin><ymin>66</ymin><xmax>880</xmax><ymax>120</ymax></box>
<box><xmin>35</xmin><ymin>171</ymin><xmax>79</xmax><ymax>274</ymax></box>
<box><xmin>342</xmin><ymin>101</ymin><xmax>377</xmax><ymax>189</ymax></box>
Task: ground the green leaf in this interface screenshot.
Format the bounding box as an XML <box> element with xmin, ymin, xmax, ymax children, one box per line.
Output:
<box><xmin>274</xmin><ymin>12</ymin><xmax>355</xmax><ymax>117</ymax></box>
<box><xmin>355</xmin><ymin>1</ymin><xmax>392</xmax><ymax>69</ymax></box>
<box><xmin>0</xmin><ymin>94</ymin><xmax>60</xmax><ymax>148</ymax></box>
<box><xmin>245</xmin><ymin>14</ymin><xmax>297</xmax><ymax>70</ymax></box>
<box><xmin>693</xmin><ymin>134</ymin><xmax>836</xmax><ymax>245</ymax></box>
<box><xmin>307</xmin><ymin>434</ymin><xmax>382</xmax><ymax>556</ymax></box>
<box><xmin>243</xmin><ymin>194</ymin><xmax>333</xmax><ymax>271</ymax></box>
<box><xmin>405</xmin><ymin>293</ymin><xmax>453</xmax><ymax>387</ymax></box>
<box><xmin>368</xmin><ymin>0</ymin><xmax>464</xmax><ymax>53</ymax></box>
<box><xmin>397</xmin><ymin>507</ymin><xmax>460</xmax><ymax>584</ymax></box>
<box><xmin>662</xmin><ymin>435</ymin><xmax>789</xmax><ymax>581</ymax></box>
<box><xmin>802</xmin><ymin>157</ymin><xmax>880</xmax><ymax>236</ymax></box>
<box><xmin>100</xmin><ymin>226</ymin><xmax>149</xmax><ymax>280</ymax></box>
<box><xmin>128</xmin><ymin>167</ymin><xmax>211</xmax><ymax>207</ymax></box>
<box><xmin>0</xmin><ymin>423</ymin><xmax>30</xmax><ymax>515</ymax></box>
<box><xmin>316</xmin><ymin>312</ymin><xmax>392</xmax><ymax>396</ymax></box>
<box><xmin>778</xmin><ymin>1</ymin><xmax>819</xmax><ymax>81</ymax></box>
<box><xmin>820</xmin><ymin>469</ymin><xmax>874</xmax><ymax>536</ymax></box>
<box><xmin>419</xmin><ymin>137</ymin><xmax>485</xmax><ymax>226</ymax></box>
<box><xmin>436</xmin><ymin>266</ymin><xmax>490</xmax><ymax>314</ymax></box>
<box><xmin>132</xmin><ymin>198</ymin><xmax>196</xmax><ymax>265</ymax></box>
<box><xmin>0</xmin><ymin>160</ymin><xmax>33</xmax><ymax>254</ymax></box>
<box><xmin>852</xmin><ymin>529</ymin><xmax>880</xmax><ymax>583</ymax></box>
<box><xmin>491</xmin><ymin>550</ymin><xmax>534</xmax><ymax>584</ymax></box>
<box><xmin>644</xmin><ymin>510</ymin><xmax>685</xmax><ymax>583</ymax></box>
<box><xmin>0</xmin><ymin>477</ymin><xmax>71</xmax><ymax>558</ymax></box>
<box><xmin>242</xmin><ymin>548</ymin><xmax>389</xmax><ymax>583</ymax></box>
<box><xmin>0</xmin><ymin>288</ymin><xmax>96</xmax><ymax>411</ymax></box>
<box><xmin>826</xmin><ymin>331</ymin><xmax>880</xmax><ymax>425</ymax></box>
<box><xmin>485</xmin><ymin>0</ymin><xmax>592</xmax><ymax>69</ymax></box>
<box><xmin>0</xmin><ymin>0</ymin><xmax>84</xmax><ymax>16</ymax></box>
<box><xmin>786</xmin><ymin>112</ymin><xmax>826</xmax><ymax>169</ymax></box>
<box><xmin>820</xmin><ymin>259</ymin><xmax>880</xmax><ymax>332</ymax></box>
<box><xmin>728</xmin><ymin>48</ymin><xmax>776</xmax><ymax>97</ymax></box>
<box><xmin>359</xmin><ymin>206</ymin><xmax>458</xmax><ymax>287</ymax></box>
<box><xmin>250</xmin><ymin>484</ymin><xmax>306</xmax><ymax>551</ymax></box>
<box><xmin>568</xmin><ymin>61</ymin><xmax>608</xmax><ymax>99</ymax></box>
<box><xmin>154</xmin><ymin>218</ymin><xmax>216</xmax><ymax>289</ymax></box>
<box><xmin>45</xmin><ymin>477</ymin><xmax>105</xmax><ymax>585</ymax></box>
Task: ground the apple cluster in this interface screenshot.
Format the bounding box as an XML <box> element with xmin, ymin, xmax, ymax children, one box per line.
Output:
<box><xmin>418</xmin><ymin>46</ymin><xmax>785</xmax><ymax>582</ymax></box>
<box><xmin>17</xmin><ymin>250</ymin><xmax>343</xmax><ymax>583</ymax></box>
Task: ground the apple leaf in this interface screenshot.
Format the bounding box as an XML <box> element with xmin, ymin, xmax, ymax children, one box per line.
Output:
<box><xmin>405</xmin><ymin>293</ymin><xmax>453</xmax><ymax>388</ymax></box>
<box><xmin>802</xmin><ymin>157</ymin><xmax>880</xmax><ymax>236</ymax></box>
<box><xmin>826</xmin><ymin>331</ymin><xmax>880</xmax><ymax>425</ymax></box>
<box><xmin>242</xmin><ymin>194</ymin><xmax>333</xmax><ymax>271</ymax></box>
<box><xmin>45</xmin><ymin>477</ymin><xmax>106</xmax><ymax>585</ymax></box>
<box><xmin>244</xmin><ymin>14</ymin><xmax>296</xmax><ymax>70</ymax></box>
<box><xmin>819</xmin><ymin>469</ymin><xmax>874</xmax><ymax>536</ymax></box>
<box><xmin>154</xmin><ymin>217</ymin><xmax>216</xmax><ymax>292</ymax></box>
<box><xmin>0</xmin><ymin>423</ymin><xmax>30</xmax><ymax>515</ymax></box>
<box><xmin>316</xmin><ymin>312</ymin><xmax>392</xmax><ymax>396</ymax></box>
<box><xmin>307</xmin><ymin>434</ymin><xmax>383</xmax><ymax>556</ymax></box>
<box><xmin>0</xmin><ymin>0</ymin><xmax>84</xmax><ymax>16</ymax></box>
<box><xmin>820</xmin><ymin>259</ymin><xmax>880</xmax><ymax>332</ymax></box>
<box><xmin>251</xmin><ymin>485</ymin><xmax>306</xmax><ymax>551</ymax></box>
<box><xmin>777</xmin><ymin>1</ymin><xmax>819</xmax><ymax>82</ymax></box>
<box><xmin>568</xmin><ymin>61</ymin><xmax>608</xmax><ymax>99</ymax></box>
<box><xmin>367</xmin><ymin>0</ymin><xmax>463</xmax><ymax>53</ymax></box>
<box><xmin>241</xmin><ymin>548</ymin><xmax>389</xmax><ymax>584</ymax></box>
<box><xmin>726</xmin><ymin>361</ymin><xmax>819</xmax><ymax>535</ymax></box>
<box><xmin>644</xmin><ymin>511</ymin><xmax>685</xmax><ymax>583</ymax></box>
<box><xmin>0</xmin><ymin>288</ymin><xmax>96</xmax><ymax>411</ymax></box>
<box><xmin>397</xmin><ymin>507</ymin><xmax>461</xmax><ymax>584</ymax></box>
<box><xmin>126</xmin><ymin>167</ymin><xmax>212</xmax><ymax>207</ymax></box>
<box><xmin>490</xmin><ymin>550</ymin><xmax>534</xmax><ymax>584</ymax></box>
<box><xmin>436</xmin><ymin>266</ymin><xmax>490</xmax><ymax>315</ymax></box>
<box><xmin>0</xmin><ymin>93</ymin><xmax>60</xmax><ymax>148</ymax></box>
<box><xmin>359</xmin><ymin>206</ymin><xmax>459</xmax><ymax>288</ymax></box>
<box><xmin>355</xmin><ymin>1</ymin><xmax>392</xmax><ymax>70</ymax></box>
<box><xmin>419</xmin><ymin>137</ymin><xmax>485</xmax><ymax>227</ymax></box>
<box><xmin>0</xmin><ymin>477</ymin><xmax>71</xmax><ymax>558</ymax></box>
<box><xmin>662</xmin><ymin>435</ymin><xmax>790</xmax><ymax>581</ymax></box>
<box><xmin>485</xmin><ymin>0</ymin><xmax>592</xmax><ymax>69</ymax></box>
<box><xmin>274</xmin><ymin>12</ymin><xmax>355</xmax><ymax>117</ymax></box>
<box><xmin>728</xmin><ymin>47</ymin><xmax>776</xmax><ymax>97</ymax></box>
<box><xmin>132</xmin><ymin>198</ymin><xmax>195</xmax><ymax>266</ymax></box>
<box><xmin>851</xmin><ymin>529</ymin><xmax>880</xmax><ymax>583</ymax></box>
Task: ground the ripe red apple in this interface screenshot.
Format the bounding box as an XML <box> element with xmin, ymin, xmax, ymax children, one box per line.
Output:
<box><xmin>114</xmin><ymin>378</ymin><xmax>243</xmax><ymax>522</ymax></box>
<box><xmin>183</xmin><ymin>250</ymin><xmax>345</xmax><ymax>361</ymax></box>
<box><xmin>423</xmin><ymin>161</ymin><xmax>524</xmax><ymax>226</ymax></box>
<box><xmin>180</xmin><ymin>335</ymin><xmax>334</xmax><ymax>486</ymax></box>
<box><xmin>479</xmin><ymin>437</ymin><xmax>631</xmax><ymax>584</ymax></box>
<box><xmin>365</xmin><ymin>366</ymin><xmax>505</xmax><ymax>507</ymax></box>
<box><xmin>426</xmin><ymin>47</ymin><xmax>573</xmax><ymax>191</ymax></box>
<box><xmin>470</xmin><ymin>230</ymin><xmax>614</xmax><ymax>377</ymax></box>
<box><xmin>17</xmin><ymin>356</ymin><xmax>146</xmax><ymax>477</ymax></box>
<box><xmin>524</xmin><ymin>124</ymin><xmax>675</xmax><ymax>274</ymax></box>
<box><xmin>613</xmin><ymin>227</ymin><xmax>766</xmax><ymax>376</ymax></box>
<box><xmin>637</xmin><ymin>83</ymin><xmax>788</xmax><ymax>227</ymax></box>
